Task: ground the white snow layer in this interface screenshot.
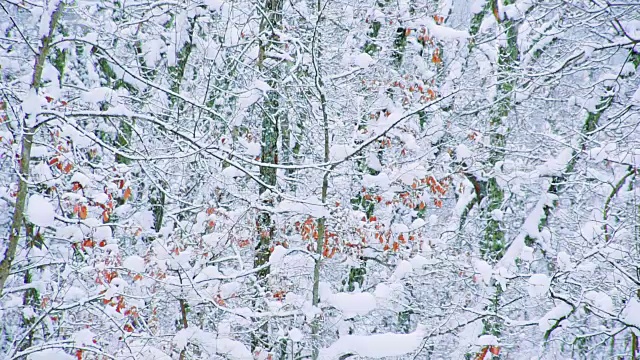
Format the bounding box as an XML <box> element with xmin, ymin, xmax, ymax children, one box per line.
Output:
<box><xmin>327</xmin><ymin>292</ymin><xmax>377</xmax><ymax>318</ymax></box>
<box><xmin>476</xmin><ymin>334</ymin><xmax>499</xmax><ymax>346</ymax></box>
<box><xmin>538</xmin><ymin>302</ymin><xmax>572</xmax><ymax>333</ymax></box>
<box><xmin>173</xmin><ymin>328</ymin><xmax>252</xmax><ymax>360</ymax></box>
<box><xmin>621</xmin><ymin>297</ymin><xmax>640</xmax><ymax>334</ymax></box>
<box><xmin>527</xmin><ymin>274</ymin><xmax>551</xmax><ymax>297</ymax></box>
<box><xmin>27</xmin><ymin>194</ymin><xmax>56</xmax><ymax>227</ymax></box>
<box><xmin>473</xmin><ymin>259</ymin><xmax>493</xmax><ymax>285</ymax></box>
<box><xmin>353</xmin><ymin>53</ymin><xmax>374</xmax><ymax>68</ymax></box>
<box><xmin>123</xmin><ymin>255</ymin><xmax>145</xmax><ymax>273</ymax></box>
<box><xmin>319</xmin><ymin>324</ymin><xmax>426</xmax><ymax>359</ymax></box>
<box><xmin>70</xmin><ymin>172</ymin><xmax>92</xmax><ymax>188</ymax></box>
<box><xmin>28</xmin><ymin>349</ymin><xmax>74</xmax><ymax>360</ymax></box>
<box><xmin>631</xmin><ymin>86</ymin><xmax>640</xmax><ymax>104</ymax></box>
<box><xmin>584</xmin><ymin>291</ymin><xmax>614</xmax><ymax>313</ymax></box>
<box><xmin>82</xmin><ymin>87</ymin><xmax>120</xmax><ymax>105</ymax></box>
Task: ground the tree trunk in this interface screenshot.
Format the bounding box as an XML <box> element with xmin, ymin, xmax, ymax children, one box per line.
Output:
<box><xmin>253</xmin><ymin>0</ymin><xmax>283</xmax><ymax>352</ymax></box>
<box><xmin>0</xmin><ymin>2</ymin><xmax>64</xmax><ymax>297</ymax></box>
<box><xmin>480</xmin><ymin>0</ymin><xmax>518</xmax><ymax>345</ymax></box>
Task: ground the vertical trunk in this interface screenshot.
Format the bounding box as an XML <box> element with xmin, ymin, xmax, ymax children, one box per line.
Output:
<box><xmin>633</xmin><ymin>182</ymin><xmax>640</xmax><ymax>360</ymax></box>
<box><xmin>253</xmin><ymin>0</ymin><xmax>283</xmax><ymax>352</ymax></box>
<box><xmin>310</xmin><ymin>3</ymin><xmax>331</xmax><ymax>357</ymax></box>
<box><xmin>482</xmin><ymin>0</ymin><xmax>517</xmax><ymax>260</ymax></box>
<box><xmin>310</xmin><ymin>62</ymin><xmax>330</xmax><ymax>360</ymax></box>
<box><xmin>480</xmin><ymin>0</ymin><xmax>518</xmax><ymax>344</ymax></box>
<box><xmin>0</xmin><ymin>2</ymin><xmax>64</xmax><ymax>297</ymax></box>
<box><xmin>18</xmin><ymin>223</ymin><xmax>44</xmax><ymax>354</ymax></box>
<box><xmin>179</xmin><ymin>298</ymin><xmax>189</xmax><ymax>360</ymax></box>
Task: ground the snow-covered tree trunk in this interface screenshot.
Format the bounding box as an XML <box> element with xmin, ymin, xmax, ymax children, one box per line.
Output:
<box><xmin>479</xmin><ymin>0</ymin><xmax>518</xmax><ymax>348</ymax></box>
<box><xmin>253</xmin><ymin>0</ymin><xmax>284</xmax><ymax>352</ymax></box>
<box><xmin>0</xmin><ymin>0</ymin><xmax>64</xmax><ymax>298</ymax></box>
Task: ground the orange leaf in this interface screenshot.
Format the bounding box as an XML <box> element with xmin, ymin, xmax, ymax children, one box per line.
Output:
<box><xmin>102</xmin><ymin>210</ymin><xmax>110</xmax><ymax>223</ymax></box>
<box><xmin>76</xmin><ymin>349</ymin><xmax>83</xmax><ymax>360</ymax></box>
<box><xmin>214</xmin><ymin>295</ymin><xmax>226</xmax><ymax>306</ymax></box>
<box><xmin>133</xmin><ymin>274</ymin><xmax>143</xmax><ymax>281</ymax></box>
<box><xmin>475</xmin><ymin>346</ymin><xmax>489</xmax><ymax>360</ymax></box>
<box><xmin>116</xmin><ymin>298</ymin><xmax>125</xmax><ymax>313</ymax></box>
<box><xmin>123</xmin><ymin>187</ymin><xmax>132</xmax><ymax>201</ymax></box>
<box><xmin>79</xmin><ymin>205</ymin><xmax>88</xmax><ymax>219</ymax></box>
<box><xmin>273</xmin><ymin>290</ymin><xmax>286</xmax><ymax>300</ymax></box>
<box><xmin>489</xmin><ymin>346</ymin><xmax>500</xmax><ymax>355</ymax></box>
<box><xmin>40</xmin><ymin>296</ymin><xmax>50</xmax><ymax>309</ymax></box>
<box><xmin>63</xmin><ymin>163</ymin><xmax>73</xmax><ymax>173</ymax></box>
<box><xmin>398</xmin><ymin>233</ymin><xmax>406</xmax><ymax>243</ymax></box>
<box><xmin>82</xmin><ymin>238</ymin><xmax>94</xmax><ymax>248</ymax></box>
<box><xmin>392</xmin><ymin>242</ymin><xmax>399</xmax><ymax>251</ymax></box>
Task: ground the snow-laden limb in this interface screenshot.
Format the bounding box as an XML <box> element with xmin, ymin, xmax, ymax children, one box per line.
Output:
<box><xmin>318</xmin><ymin>325</ymin><xmax>426</xmax><ymax>359</ymax></box>
<box><xmin>27</xmin><ymin>349</ymin><xmax>73</xmax><ymax>360</ymax></box>
<box><xmin>539</xmin><ymin>302</ymin><xmax>573</xmax><ymax>334</ymax></box>
<box><xmin>326</xmin><ymin>292</ymin><xmax>377</xmax><ymax>318</ymax></box>
<box><xmin>496</xmin><ymin>190</ymin><xmax>558</xmax><ymax>271</ymax></box>
<box><xmin>173</xmin><ymin>328</ymin><xmax>252</xmax><ymax>360</ymax></box>
<box><xmin>621</xmin><ymin>297</ymin><xmax>640</xmax><ymax>335</ymax></box>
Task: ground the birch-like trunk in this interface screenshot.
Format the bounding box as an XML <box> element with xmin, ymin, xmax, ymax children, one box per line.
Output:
<box><xmin>0</xmin><ymin>2</ymin><xmax>64</xmax><ymax>297</ymax></box>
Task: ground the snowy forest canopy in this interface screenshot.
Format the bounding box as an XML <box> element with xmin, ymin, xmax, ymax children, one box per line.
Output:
<box><xmin>0</xmin><ymin>0</ymin><xmax>639</xmax><ymax>359</ymax></box>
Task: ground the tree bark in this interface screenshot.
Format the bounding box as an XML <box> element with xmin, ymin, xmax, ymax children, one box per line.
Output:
<box><xmin>253</xmin><ymin>0</ymin><xmax>283</xmax><ymax>352</ymax></box>
<box><xmin>0</xmin><ymin>2</ymin><xmax>64</xmax><ymax>297</ymax></box>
